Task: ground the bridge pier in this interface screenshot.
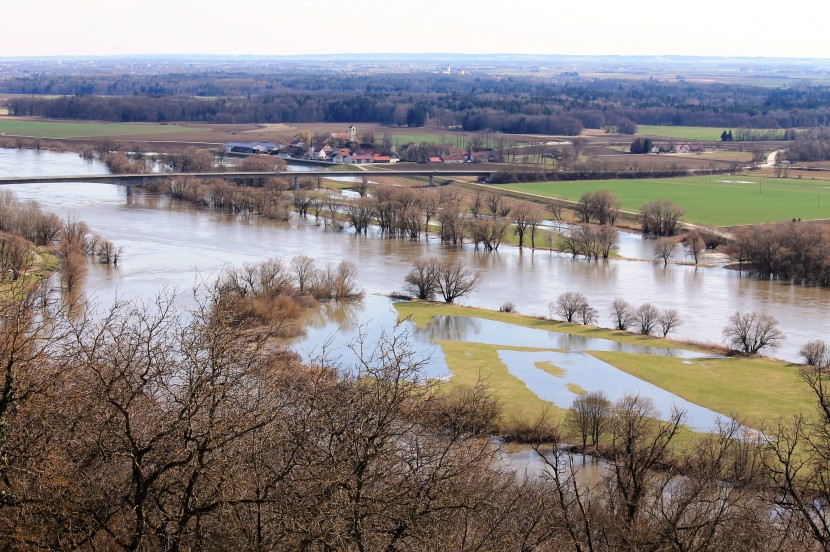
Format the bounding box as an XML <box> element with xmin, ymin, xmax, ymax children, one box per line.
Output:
<box><xmin>428</xmin><ymin>175</ymin><xmax>435</xmax><ymax>187</ymax></box>
<box><xmin>126</xmin><ymin>184</ymin><xmax>134</xmax><ymax>197</ymax></box>
<box><xmin>293</xmin><ymin>176</ymin><xmax>299</xmax><ymax>191</ymax></box>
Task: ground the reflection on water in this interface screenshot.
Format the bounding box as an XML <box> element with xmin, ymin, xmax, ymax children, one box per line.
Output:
<box><xmin>283</xmin><ymin>295</ymin><xmax>450</xmax><ymax>380</ymax></box>
<box><xmin>412</xmin><ymin>315</ymin><xmax>482</xmax><ymax>343</ymax></box>
<box><xmin>414</xmin><ymin>316</ymin><xmax>708</xmax><ymax>357</ymax></box>
<box><xmin>495</xmin><ymin>441</ymin><xmax>606</xmax><ymax>487</ymax></box>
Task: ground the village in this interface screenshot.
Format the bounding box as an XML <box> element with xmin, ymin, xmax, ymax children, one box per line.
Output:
<box><xmin>224</xmin><ymin>124</ymin><xmax>501</xmax><ymax>165</ymax></box>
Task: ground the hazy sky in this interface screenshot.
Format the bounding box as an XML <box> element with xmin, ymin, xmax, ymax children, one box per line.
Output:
<box><xmin>4</xmin><ymin>0</ymin><xmax>830</xmax><ymax>59</ymax></box>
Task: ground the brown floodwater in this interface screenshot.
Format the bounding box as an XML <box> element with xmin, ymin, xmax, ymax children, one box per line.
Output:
<box><xmin>2</xmin><ymin>147</ymin><xmax>827</xmax><ymax>367</ymax></box>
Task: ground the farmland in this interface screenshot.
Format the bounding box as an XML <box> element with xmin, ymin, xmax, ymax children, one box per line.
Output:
<box><xmin>0</xmin><ymin>118</ymin><xmax>205</xmax><ymax>139</ymax></box>
<box><xmin>637</xmin><ymin>125</ymin><xmax>736</xmax><ymax>141</ymax></box>
<box><xmin>495</xmin><ymin>175</ymin><xmax>830</xmax><ymax>226</ymax></box>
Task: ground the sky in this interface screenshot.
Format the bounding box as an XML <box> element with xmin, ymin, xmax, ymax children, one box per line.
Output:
<box><xmin>3</xmin><ymin>0</ymin><xmax>830</xmax><ymax>59</ymax></box>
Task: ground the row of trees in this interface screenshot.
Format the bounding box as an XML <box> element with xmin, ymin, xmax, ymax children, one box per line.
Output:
<box><xmin>0</xmin><ymin>192</ymin><xmax>120</xmax><ymax>291</ymax></box>
<box><xmin>549</xmin><ymin>292</ymin><xmax>788</xmax><ymax>355</ymax></box>
<box><xmin>552</xmin><ymin>293</ymin><xmax>682</xmax><ymax>337</ymax></box>
<box><xmin>560</xmin><ymin>224</ymin><xmax>618</xmax><ymax>260</ymax></box>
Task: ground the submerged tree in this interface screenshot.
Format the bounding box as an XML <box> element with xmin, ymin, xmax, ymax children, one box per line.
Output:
<box><xmin>433</xmin><ymin>260</ymin><xmax>479</xmax><ymax>303</ymax></box>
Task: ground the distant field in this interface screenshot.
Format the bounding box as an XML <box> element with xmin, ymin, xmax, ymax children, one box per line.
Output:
<box><xmin>390</xmin><ymin>132</ymin><xmax>462</xmax><ymax>145</ymax></box>
<box><xmin>0</xmin><ymin>119</ymin><xmax>205</xmax><ymax>139</ymax></box>
<box><xmin>637</xmin><ymin>125</ymin><xmax>734</xmax><ymax>141</ymax></box>
<box><xmin>496</xmin><ymin>175</ymin><xmax>830</xmax><ymax>226</ymax></box>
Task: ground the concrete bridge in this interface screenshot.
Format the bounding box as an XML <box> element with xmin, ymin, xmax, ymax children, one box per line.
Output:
<box><xmin>0</xmin><ymin>170</ymin><xmax>498</xmax><ymax>194</ymax></box>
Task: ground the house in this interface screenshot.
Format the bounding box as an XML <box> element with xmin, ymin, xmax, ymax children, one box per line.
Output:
<box><xmin>225</xmin><ymin>142</ymin><xmax>279</xmax><ymax>155</ymax></box>
<box><xmin>372</xmin><ymin>153</ymin><xmax>399</xmax><ymax>163</ymax></box>
<box><xmin>650</xmin><ymin>145</ymin><xmax>662</xmax><ymax>154</ymax></box>
<box><xmin>329</xmin><ymin>153</ymin><xmax>353</xmax><ymax>164</ymax></box>
<box><xmin>315</xmin><ymin>143</ymin><xmax>334</xmax><ymax>160</ymax></box>
<box><xmin>284</xmin><ymin>144</ymin><xmax>308</xmax><ymax>158</ymax></box>
<box><xmin>469</xmin><ymin>151</ymin><xmax>496</xmax><ymax>163</ymax></box>
<box><xmin>441</xmin><ymin>154</ymin><xmax>466</xmax><ymax>164</ymax></box>
<box><xmin>428</xmin><ymin>156</ymin><xmax>443</xmax><ymax>164</ymax></box>
<box><xmin>350</xmin><ymin>154</ymin><xmax>374</xmax><ymax>164</ymax></box>
<box><xmin>670</xmin><ymin>144</ymin><xmax>691</xmax><ymax>154</ymax></box>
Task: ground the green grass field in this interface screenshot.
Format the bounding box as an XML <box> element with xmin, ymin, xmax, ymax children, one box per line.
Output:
<box><xmin>0</xmin><ymin>119</ymin><xmax>205</xmax><ymax>139</ymax></box>
<box><xmin>390</xmin><ymin>132</ymin><xmax>465</xmax><ymax>145</ymax></box>
<box><xmin>496</xmin><ymin>175</ymin><xmax>830</xmax><ymax>226</ymax></box>
<box><xmin>637</xmin><ymin>125</ymin><xmax>735</xmax><ymax>141</ymax></box>
<box><xmin>395</xmin><ymin>302</ymin><xmax>814</xmax><ymax>431</ymax></box>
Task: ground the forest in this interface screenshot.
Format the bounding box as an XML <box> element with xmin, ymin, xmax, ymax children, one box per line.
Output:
<box><xmin>5</xmin><ymin>68</ymin><xmax>830</xmax><ymax>134</ymax></box>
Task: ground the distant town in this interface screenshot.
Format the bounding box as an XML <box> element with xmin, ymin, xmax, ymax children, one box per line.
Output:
<box><xmin>224</xmin><ymin>125</ymin><xmax>499</xmax><ymax>165</ymax></box>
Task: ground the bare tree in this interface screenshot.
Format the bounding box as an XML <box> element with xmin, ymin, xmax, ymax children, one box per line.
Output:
<box><xmin>468</xmin><ymin>217</ymin><xmax>508</xmax><ymax>252</ymax></box>
<box><xmin>658</xmin><ymin>308</ymin><xmax>682</xmax><ymax>337</ymax></box>
<box><xmin>422</xmin><ymin>191</ymin><xmax>440</xmax><ymax>233</ymax></box>
<box><xmin>310</xmin><ymin>260</ymin><xmax>364</xmax><ymax>301</ymax></box>
<box><xmin>404</xmin><ymin>259</ymin><xmax>438</xmax><ymax>300</ymax></box>
<box><xmin>551</xmin><ymin>291</ymin><xmax>589</xmax><ymax>323</ymax></box>
<box><xmin>583</xmin><ymin>189</ymin><xmax>621</xmax><ymax>225</ymax></box>
<box><xmin>354</xmin><ymin>176</ymin><xmax>369</xmax><ymax>197</ymax></box>
<box><xmin>722</xmin><ymin>311</ymin><xmax>784</xmax><ymax>354</ymax></box>
<box><xmin>634</xmin><ymin>303</ymin><xmax>660</xmax><ymax>335</ymax></box>
<box><xmin>345</xmin><ymin>198</ymin><xmax>373</xmax><ymax>235</ymax></box>
<box><xmin>606</xmin><ymin>394</ymin><xmax>686</xmax><ymax>545</ymax></box>
<box><xmin>0</xmin><ymin>235</ymin><xmax>35</xmax><ymax>281</ymax></box>
<box><xmin>609</xmin><ymin>298</ymin><xmax>636</xmax><ymax>331</ymax></box>
<box><xmin>684</xmin><ymin>229</ymin><xmax>706</xmax><ymax>264</ymax></box>
<box><xmin>548</xmin><ymin>201</ymin><xmax>563</xmax><ymax>222</ymax></box>
<box><xmin>765</xmin><ymin>363</ymin><xmax>830</xmax><ymax>550</ymax></box>
<box><xmin>96</xmin><ymin>239</ymin><xmax>123</xmax><ymax>265</ymax></box>
<box><xmin>486</xmin><ymin>193</ymin><xmax>510</xmax><ymax>218</ymax></box>
<box><xmin>469</xmin><ymin>191</ymin><xmax>484</xmax><ymax>219</ymax></box>
<box><xmin>290</xmin><ymin>255</ymin><xmax>316</xmax><ymax>294</ymax></box>
<box><xmin>799</xmin><ymin>339</ymin><xmax>829</xmax><ymax>367</ymax></box>
<box><xmin>292</xmin><ymin>190</ymin><xmax>314</xmax><ymax>218</ymax></box>
<box><xmin>597</xmin><ymin>224</ymin><xmax>617</xmax><ymax>259</ymax></box>
<box><xmin>434</xmin><ymin>261</ymin><xmax>479</xmax><ymax>303</ymax></box>
<box><xmin>566</xmin><ymin>391</ymin><xmax>611</xmax><ymax>448</ymax></box>
<box><xmin>654</xmin><ymin>238</ymin><xmax>675</xmax><ymax>266</ymax></box>
<box><xmin>579</xmin><ymin>303</ymin><xmax>598</xmax><ymax>326</ymax></box>
<box><xmin>526</xmin><ymin>207</ymin><xmax>545</xmax><ymax>248</ymax></box>
<box><xmin>325</xmin><ymin>194</ymin><xmax>341</xmax><ymax>228</ymax></box>
<box><xmin>641</xmin><ymin>199</ymin><xmax>684</xmax><ymax>237</ymax></box>
<box><xmin>512</xmin><ymin>204</ymin><xmax>531</xmax><ymax>248</ymax></box>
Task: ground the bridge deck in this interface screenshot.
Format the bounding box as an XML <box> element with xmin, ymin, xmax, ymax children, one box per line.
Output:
<box><xmin>0</xmin><ymin>170</ymin><xmax>497</xmax><ymax>185</ymax></box>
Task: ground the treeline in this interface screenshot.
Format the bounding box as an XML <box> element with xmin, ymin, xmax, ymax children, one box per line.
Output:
<box><xmin>487</xmin><ymin>166</ymin><xmax>729</xmax><ymax>184</ymax></box>
<box><xmin>785</xmin><ymin>128</ymin><xmax>830</xmax><ymax>161</ymax></box>
<box><xmin>0</xmin><ymin>190</ymin><xmax>120</xmax><ymax>291</ymax></box>
<box><xmin>728</xmin><ymin>221</ymin><xmax>830</xmax><ymax>285</ymax></box>
<box><xmin>7</xmin><ymin>71</ymin><xmax>830</xmax><ymax>131</ymax></box>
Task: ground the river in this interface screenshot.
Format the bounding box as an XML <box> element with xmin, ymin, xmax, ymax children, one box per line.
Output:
<box><xmin>2</xmin><ymin>147</ymin><xmax>827</xmax><ymax>369</ymax></box>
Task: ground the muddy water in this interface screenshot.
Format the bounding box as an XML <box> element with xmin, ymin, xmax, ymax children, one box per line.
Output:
<box><xmin>2</xmin><ymin>147</ymin><xmax>828</xmax><ymax>366</ymax></box>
